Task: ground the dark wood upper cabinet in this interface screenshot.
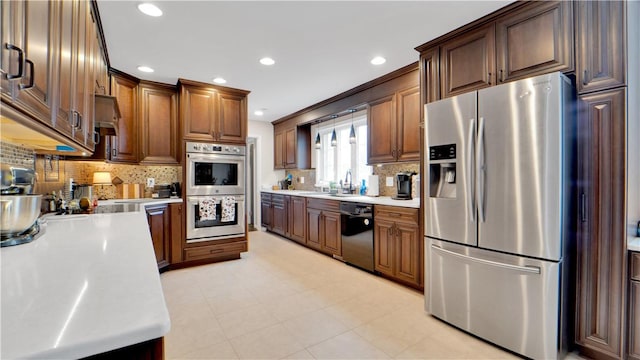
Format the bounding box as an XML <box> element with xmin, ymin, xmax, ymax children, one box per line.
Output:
<box><xmin>284</xmin><ymin>127</ymin><xmax>296</xmax><ymax>168</ymax></box>
<box><xmin>575</xmin><ymin>0</ymin><xmax>626</xmax><ymax>94</ymax></box>
<box><xmin>15</xmin><ymin>0</ymin><xmax>56</xmax><ymax>124</ymax></box>
<box><xmin>273</xmin><ymin>123</ymin><xmax>310</xmax><ymax>169</ymax></box>
<box><xmin>575</xmin><ymin>88</ymin><xmax>626</xmax><ymax>359</ymax></box>
<box><xmin>367</xmin><ymin>94</ymin><xmax>397</xmax><ymax>164</ymax></box>
<box><xmin>180</xmin><ymin>79</ymin><xmax>249</xmax><ymax>144</ymax></box>
<box><xmin>139</xmin><ymin>81</ymin><xmax>179</xmax><ymax>165</ymax></box>
<box><xmin>180</xmin><ymin>82</ymin><xmax>217</xmax><ymax>142</ymax></box>
<box><xmin>217</xmin><ymin>91</ymin><xmax>247</xmax><ymax>144</ymax></box>
<box><xmin>274</xmin><ymin>130</ymin><xmax>284</xmax><ymax>169</ymax></box>
<box><xmin>109</xmin><ymin>72</ymin><xmax>139</xmax><ymax>163</ymax></box>
<box><xmin>420</xmin><ymin>46</ymin><xmax>440</xmax><ymax>105</ymax></box>
<box><xmin>396</xmin><ymin>86</ymin><xmax>420</xmax><ymax>163</ymax></box>
<box><xmin>495</xmin><ymin>1</ymin><xmax>574</xmax><ymax>83</ymax></box>
<box><xmin>367</xmin><ymin>86</ymin><xmax>420</xmax><ymax>164</ymax></box>
<box><xmin>440</xmin><ymin>23</ymin><xmax>495</xmax><ymax>98</ymax></box>
<box><xmin>433</xmin><ymin>1</ymin><xmax>573</xmax><ymax>98</ymax></box>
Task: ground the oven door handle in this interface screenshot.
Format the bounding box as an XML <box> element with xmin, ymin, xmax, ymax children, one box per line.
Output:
<box><xmin>187</xmin><ymin>153</ymin><xmax>246</xmax><ymax>162</ymax></box>
<box><xmin>187</xmin><ymin>197</ymin><xmax>202</xmax><ymax>206</ymax></box>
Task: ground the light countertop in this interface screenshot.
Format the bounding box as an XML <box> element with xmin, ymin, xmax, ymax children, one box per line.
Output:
<box><xmin>260</xmin><ymin>189</ymin><xmax>420</xmax><ymax>209</ymax></box>
<box><xmin>0</xmin><ymin>208</ymin><xmax>171</xmax><ymax>359</ymax></box>
<box><xmin>629</xmin><ymin>236</ymin><xmax>640</xmax><ymax>252</ymax></box>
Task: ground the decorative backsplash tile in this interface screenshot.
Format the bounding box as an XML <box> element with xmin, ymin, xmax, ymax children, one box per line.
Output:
<box><xmin>0</xmin><ymin>141</ymin><xmax>35</xmax><ymax>169</ymax></box>
<box><xmin>33</xmin><ymin>158</ymin><xmax>181</xmax><ymax>200</ymax></box>
<box><xmin>285</xmin><ymin>169</ymin><xmax>316</xmax><ymax>191</ymax></box>
<box><xmin>372</xmin><ymin>162</ymin><xmax>420</xmax><ymax>197</ymax></box>
<box><xmin>285</xmin><ymin>162</ymin><xmax>420</xmax><ymax>197</ymax></box>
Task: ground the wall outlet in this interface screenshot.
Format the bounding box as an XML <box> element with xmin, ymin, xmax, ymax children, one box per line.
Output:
<box><xmin>386</xmin><ymin>176</ymin><xmax>394</xmax><ymax>187</ymax></box>
<box><xmin>146</xmin><ymin>178</ymin><xmax>155</xmax><ymax>188</ymax></box>
<box><xmin>299</xmin><ymin>177</ymin><xmax>304</xmax><ymax>184</ymax></box>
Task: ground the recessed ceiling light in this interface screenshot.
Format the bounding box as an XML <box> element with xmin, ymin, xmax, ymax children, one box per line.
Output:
<box><xmin>138</xmin><ymin>3</ymin><xmax>163</xmax><ymax>17</ymax></box>
<box><xmin>254</xmin><ymin>110</ymin><xmax>264</xmax><ymax>116</ymax></box>
<box><xmin>213</xmin><ymin>77</ymin><xmax>227</xmax><ymax>84</ymax></box>
<box><xmin>260</xmin><ymin>57</ymin><xmax>275</xmax><ymax>66</ymax></box>
<box><xmin>370</xmin><ymin>56</ymin><xmax>386</xmax><ymax>65</ymax></box>
<box><xmin>137</xmin><ymin>65</ymin><xmax>154</xmax><ymax>73</ymax></box>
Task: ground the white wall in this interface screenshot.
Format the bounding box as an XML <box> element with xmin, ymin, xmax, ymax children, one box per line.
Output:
<box><xmin>248</xmin><ymin>120</ymin><xmax>285</xmax><ymax>228</ymax></box>
<box><xmin>627</xmin><ymin>1</ymin><xmax>639</xmax><ymax>239</ymax></box>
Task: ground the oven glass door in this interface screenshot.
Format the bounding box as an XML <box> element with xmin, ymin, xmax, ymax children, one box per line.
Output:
<box><xmin>186</xmin><ymin>153</ymin><xmax>245</xmax><ymax>196</ymax></box>
<box><xmin>186</xmin><ymin>195</ymin><xmax>245</xmax><ymax>242</ymax></box>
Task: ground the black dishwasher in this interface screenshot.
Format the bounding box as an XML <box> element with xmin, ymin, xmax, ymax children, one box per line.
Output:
<box><xmin>340</xmin><ymin>202</ymin><xmax>374</xmax><ymax>272</ymax></box>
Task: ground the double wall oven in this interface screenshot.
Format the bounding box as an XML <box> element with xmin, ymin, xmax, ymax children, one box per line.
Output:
<box><xmin>185</xmin><ymin>142</ymin><xmax>245</xmax><ymax>243</ymax></box>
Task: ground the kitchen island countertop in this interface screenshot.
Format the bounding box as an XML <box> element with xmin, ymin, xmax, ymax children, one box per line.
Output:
<box><xmin>0</xmin><ymin>208</ymin><xmax>170</xmax><ymax>359</ymax></box>
<box><xmin>260</xmin><ymin>189</ymin><xmax>420</xmax><ymax>209</ymax></box>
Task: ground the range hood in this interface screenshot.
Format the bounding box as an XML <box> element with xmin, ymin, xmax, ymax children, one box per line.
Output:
<box><xmin>94</xmin><ymin>94</ymin><xmax>120</xmax><ymax>136</ymax></box>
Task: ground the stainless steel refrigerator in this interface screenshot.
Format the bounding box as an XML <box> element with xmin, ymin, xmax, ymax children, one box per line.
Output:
<box><xmin>424</xmin><ymin>72</ymin><xmax>574</xmax><ymax>359</ymax></box>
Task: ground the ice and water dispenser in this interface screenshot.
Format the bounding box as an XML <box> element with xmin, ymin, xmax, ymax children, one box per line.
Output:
<box><xmin>428</xmin><ymin>144</ymin><xmax>456</xmax><ymax>199</ymax></box>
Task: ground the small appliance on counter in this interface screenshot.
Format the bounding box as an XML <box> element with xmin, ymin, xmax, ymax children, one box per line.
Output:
<box><xmin>170</xmin><ymin>182</ymin><xmax>181</xmax><ymax>197</ymax></box>
<box><xmin>153</xmin><ymin>184</ymin><xmax>172</xmax><ymax>198</ymax></box>
<box><xmin>393</xmin><ymin>172</ymin><xmax>416</xmax><ymax>200</ymax></box>
<box><xmin>1</xmin><ymin>165</ymin><xmax>44</xmax><ymax>247</ymax></box>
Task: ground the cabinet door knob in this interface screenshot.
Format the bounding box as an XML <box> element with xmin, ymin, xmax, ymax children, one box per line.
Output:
<box><xmin>499</xmin><ymin>70</ymin><xmax>504</xmax><ymax>83</ymax></box>
<box><xmin>487</xmin><ymin>72</ymin><xmax>492</xmax><ymax>85</ymax></box>
<box><xmin>18</xmin><ymin>59</ymin><xmax>34</xmax><ymax>90</ymax></box>
<box><xmin>4</xmin><ymin>43</ymin><xmax>24</xmax><ymax>80</ymax></box>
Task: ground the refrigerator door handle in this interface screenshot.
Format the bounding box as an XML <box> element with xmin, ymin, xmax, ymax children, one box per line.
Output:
<box><xmin>467</xmin><ymin>118</ymin><xmax>476</xmax><ymax>222</ymax></box>
<box><xmin>477</xmin><ymin>116</ymin><xmax>486</xmax><ymax>222</ymax></box>
<box><xmin>431</xmin><ymin>244</ymin><xmax>541</xmax><ymax>274</ymax></box>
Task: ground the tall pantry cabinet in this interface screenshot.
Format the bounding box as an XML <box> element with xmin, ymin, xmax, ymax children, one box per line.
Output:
<box><xmin>574</xmin><ymin>2</ymin><xmax>628</xmax><ymax>359</ymax></box>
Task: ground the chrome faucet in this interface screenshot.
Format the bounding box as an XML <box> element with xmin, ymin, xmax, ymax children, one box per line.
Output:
<box><xmin>344</xmin><ymin>170</ymin><xmax>353</xmax><ymax>194</ymax></box>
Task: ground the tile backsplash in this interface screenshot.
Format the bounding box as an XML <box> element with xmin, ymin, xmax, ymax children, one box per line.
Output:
<box><xmin>34</xmin><ymin>158</ymin><xmax>181</xmax><ymax>200</ymax></box>
<box><xmin>372</xmin><ymin>162</ymin><xmax>420</xmax><ymax>197</ymax></box>
<box><xmin>0</xmin><ymin>141</ymin><xmax>35</xmax><ymax>169</ymax></box>
<box><xmin>285</xmin><ymin>162</ymin><xmax>420</xmax><ymax>197</ymax></box>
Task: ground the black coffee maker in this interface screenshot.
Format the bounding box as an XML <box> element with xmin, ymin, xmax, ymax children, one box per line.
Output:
<box><xmin>393</xmin><ymin>172</ymin><xmax>416</xmax><ymax>200</ymax></box>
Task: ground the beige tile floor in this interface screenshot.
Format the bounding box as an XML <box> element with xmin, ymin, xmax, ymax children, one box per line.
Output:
<box><xmin>160</xmin><ymin>231</ymin><xmax>535</xmax><ymax>359</ymax></box>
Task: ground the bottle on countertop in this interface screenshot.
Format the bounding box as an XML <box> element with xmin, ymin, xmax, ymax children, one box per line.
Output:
<box><xmin>360</xmin><ymin>179</ymin><xmax>367</xmax><ymax>195</ymax></box>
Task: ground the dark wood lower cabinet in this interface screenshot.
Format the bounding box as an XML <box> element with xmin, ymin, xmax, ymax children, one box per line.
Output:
<box><xmin>629</xmin><ymin>253</ymin><xmax>640</xmax><ymax>360</ymax></box>
<box><xmin>82</xmin><ymin>337</ymin><xmax>163</xmax><ymax>360</ymax></box>
<box><xmin>306</xmin><ymin>207</ymin><xmax>322</xmax><ymax>251</ymax></box>
<box><xmin>288</xmin><ymin>196</ymin><xmax>306</xmax><ymax>244</ymax></box>
<box><xmin>183</xmin><ymin>240</ymin><xmax>247</xmax><ymax>262</ymax></box>
<box><xmin>271</xmin><ymin>194</ymin><xmax>287</xmax><ymax>237</ymax></box>
<box><xmin>630</xmin><ymin>277</ymin><xmax>640</xmax><ymax>360</ymax></box>
<box><xmin>575</xmin><ymin>88</ymin><xmax>627</xmax><ymax>359</ymax></box>
<box><xmin>373</xmin><ymin>205</ymin><xmax>421</xmax><ymax>288</ymax></box>
<box><xmin>145</xmin><ymin>204</ymin><xmax>170</xmax><ymax>271</ymax></box>
<box><xmin>169</xmin><ymin>203</ymin><xmax>183</xmax><ymax>265</ymax></box>
<box><xmin>260</xmin><ymin>193</ymin><xmax>272</xmax><ymax>229</ymax></box>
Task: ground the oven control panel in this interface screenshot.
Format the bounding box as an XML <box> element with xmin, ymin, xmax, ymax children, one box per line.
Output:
<box><xmin>186</xmin><ymin>142</ymin><xmax>245</xmax><ymax>155</ymax></box>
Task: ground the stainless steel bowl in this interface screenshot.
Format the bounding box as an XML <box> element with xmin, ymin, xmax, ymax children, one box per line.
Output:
<box><xmin>0</xmin><ymin>195</ymin><xmax>42</xmax><ymax>235</ymax></box>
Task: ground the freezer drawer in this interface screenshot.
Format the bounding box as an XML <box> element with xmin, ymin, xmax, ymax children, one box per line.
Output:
<box><xmin>428</xmin><ymin>238</ymin><xmax>561</xmax><ymax>360</ymax></box>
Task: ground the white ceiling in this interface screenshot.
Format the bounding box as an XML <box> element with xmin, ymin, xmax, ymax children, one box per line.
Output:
<box><xmin>97</xmin><ymin>1</ymin><xmax>512</xmax><ymax>123</ymax></box>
